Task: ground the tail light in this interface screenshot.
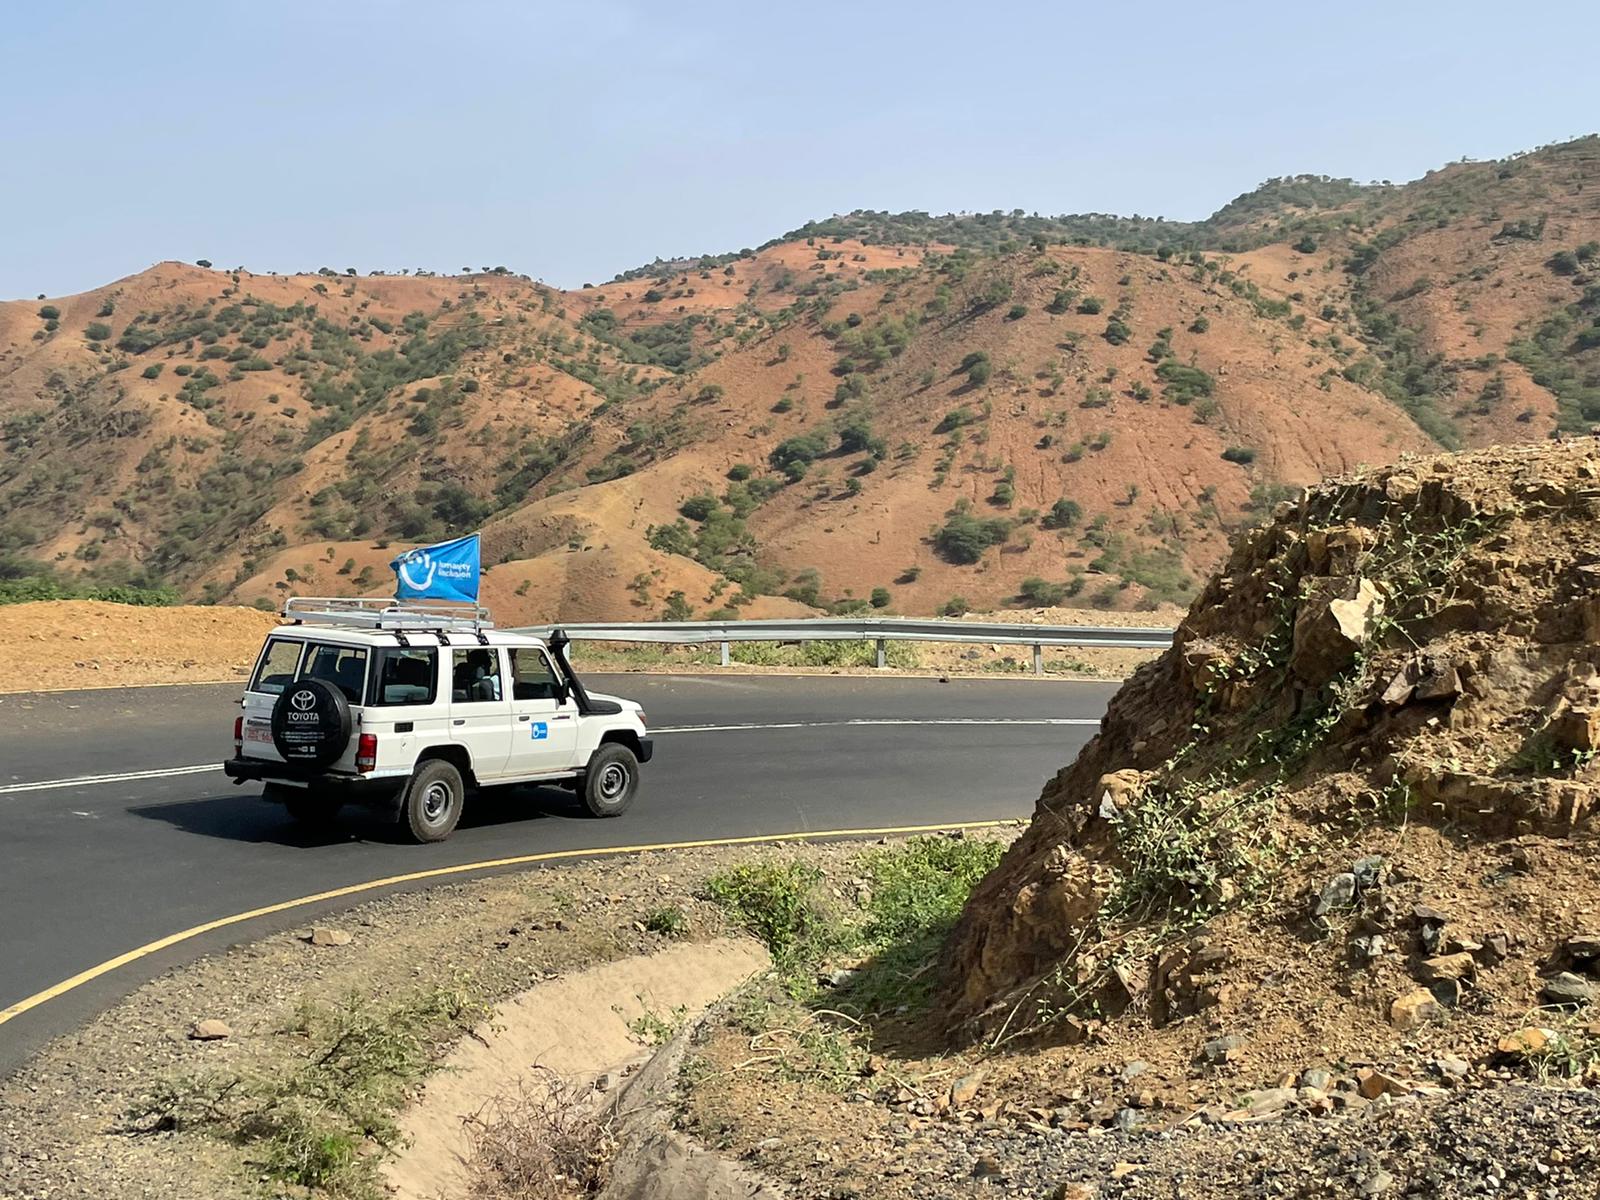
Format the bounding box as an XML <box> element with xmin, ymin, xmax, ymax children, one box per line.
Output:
<box><xmin>356</xmin><ymin>733</ymin><xmax>378</xmax><ymax>774</ymax></box>
<box><xmin>233</xmin><ymin>715</ymin><xmax>243</xmax><ymax>754</ymax></box>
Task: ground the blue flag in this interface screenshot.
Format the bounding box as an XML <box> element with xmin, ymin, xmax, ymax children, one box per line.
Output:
<box><xmin>391</xmin><ymin>533</ymin><xmax>481</xmax><ymax>602</ymax></box>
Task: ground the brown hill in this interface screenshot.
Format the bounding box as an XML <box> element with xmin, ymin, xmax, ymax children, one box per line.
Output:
<box><xmin>2</xmin><ymin>137</ymin><xmax>1598</xmax><ymax>622</ymax></box>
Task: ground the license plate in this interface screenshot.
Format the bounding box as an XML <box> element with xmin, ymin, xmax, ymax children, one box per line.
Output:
<box><xmin>245</xmin><ymin>724</ymin><xmax>273</xmax><ymax>744</ymax></box>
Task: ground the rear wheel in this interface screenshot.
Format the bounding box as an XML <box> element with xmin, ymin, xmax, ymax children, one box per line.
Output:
<box><xmin>582</xmin><ymin>743</ymin><xmax>639</xmax><ymax>817</ymax></box>
<box><xmin>399</xmin><ymin>759</ymin><xmax>465</xmax><ymax>843</ymax></box>
<box><xmin>265</xmin><ymin>783</ymin><xmax>342</xmax><ymax>828</ymax></box>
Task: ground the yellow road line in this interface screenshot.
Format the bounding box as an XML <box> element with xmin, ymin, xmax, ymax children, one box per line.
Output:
<box><xmin>0</xmin><ymin>819</ymin><xmax>1014</xmax><ymax>1028</ymax></box>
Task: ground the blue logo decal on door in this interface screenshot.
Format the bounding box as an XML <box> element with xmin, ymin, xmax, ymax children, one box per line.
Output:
<box><xmin>531</xmin><ymin>721</ymin><xmax>548</xmax><ymax>740</ymax></box>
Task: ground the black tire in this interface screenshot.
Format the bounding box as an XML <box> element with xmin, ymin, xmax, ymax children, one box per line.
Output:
<box><xmin>269</xmin><ymin>679</ymin><xmax>353</xmax><ymax>768</ymax></box>
<box><xmin>583</xmin><ymin>743</ymin><xmax>639</xmax><ymax>818</ymax></box>
<box><xmin>265</xmin><ymin>784</ymin><xmax>343</xmax><ymax>828</ymax></box>
<box><xmin>399</xmin><ymin>759</ymin><xmax>465</xmax><ymax>843</ymax></box>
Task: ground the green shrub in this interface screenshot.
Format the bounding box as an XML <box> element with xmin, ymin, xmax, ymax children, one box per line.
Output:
<box><xmin>704</xmin><ymin>861</ymin><xmax>843</xmax><ymax>978</ymax></box>
<box><xmin>141</xmin><ymin>364</ymin><xmax>164</xmax><ymax>380</ymax></box>
<box><xmin>1103</xmin><ymin>318</ymin><xmax>1131</xmax><ymax>345</ymax></box>
<box><xmin>727</xmin><ymin>463</ymin><xmax>753</xmax><ymax>481</ymax></box>
<box><xmin>769</xmin><ymin>428</ymin><xmax>831</xmax><ymax>476</ymax></box>
<box><xmin>662</xmin><ymin>590</ymin><xmax>693</xmax><ymax>621</ymax></box>
<box><xmin>679</xmin><ymin>493</ymin><xmax>720</xmax><ymax>521</ymax></box>
<box><xmin>37</xmin><ymin>305</ymin><xmax>59</xmax><ymax>320</ymax></box>
<box><xmin>1043</xmin><ymin>497</ymin><xmax>1082</xmax><ymax>529</ymax></box>
<box><xmin>1221</xmin><ymin>445</ymin><xmax>1256</xmax><ymax>464</ymax></box>
<box><xmin>933</xmin><ymin>506</ymin><xmax>1011</xmax><ymax>564</ymax></box>
<box><xmin>1006</xmin><ymin>304</ymin><xmax>1028</xmax><ymax>321</ymax></box>
<box><xmin>869</xmin><ymin>586</ymin><xmax>891</xmax><ymax>609</ymax></box>
<box><xmin>934</xmin><ymin>406</ymin><xmax>978</xmax><ymax>434</ymax></box>
<box><xmin>1188</xmin><ymin>315</ymin><xmax>1210</xmax><ymax>334</ymax></box>
<box><xmin>644</xmin><ymin>906</ymin><xmax>689</xmax><ymax>938</ymax></box>
<box><xmin>940</xmin><ymin>595</ymin><xmax>970</xmax><ymax>616</ymax></box>
<box><xmin>85</xmin><ymin>322</ymin><xmax>112</xmax><ymax>342</ymax></box>
<box><xmin>1017</xmin><ymin>577</ymin><xmax>1068</xmax><ymax>606</ymax></box>
<box><xmin>1548</xmin><ymin>250</ymin><xmax>1581</xmax><ymax>276</ymax></box>
<box><xmin>1155</xmin><ymin>360</ymin><xmax>1215</xmax><ymax>404</ymax></box>
<box><xmin>1077</xmin><ymin>297</ymin><xmax>1103</xmax><ymax>314</ymax></box>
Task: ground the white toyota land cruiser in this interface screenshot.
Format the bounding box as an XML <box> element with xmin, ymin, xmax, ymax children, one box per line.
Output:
<box><xmin>223</xmin><ymin>598</ymin><xmax>652</xmax><ymax>842</ymax></box>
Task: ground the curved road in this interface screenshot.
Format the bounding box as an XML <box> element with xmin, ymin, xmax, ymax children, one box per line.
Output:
<box><xmin>0</xmin><ymin>672</ymin><xmax>1117</xmax><ymax>1076</ymax></box>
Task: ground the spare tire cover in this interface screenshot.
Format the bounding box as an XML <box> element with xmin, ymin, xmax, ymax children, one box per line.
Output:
<box><xmin>270</xmin><ymin>678</ymin><xmax>353</xmax><ymax>768</ymax></box>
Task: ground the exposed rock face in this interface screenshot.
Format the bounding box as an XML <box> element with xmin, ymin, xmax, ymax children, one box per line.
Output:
<box><xmin>942</xmin><ymin>443</ymin><xmax>1600</xmax><ymax>1032</ymax></box>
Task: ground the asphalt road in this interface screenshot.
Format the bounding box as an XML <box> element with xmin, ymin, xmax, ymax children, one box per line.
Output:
<box><xmin>0</xmin><ymin>673</ymin><xmax>1117</xmax><ymax>1077</ymax></box>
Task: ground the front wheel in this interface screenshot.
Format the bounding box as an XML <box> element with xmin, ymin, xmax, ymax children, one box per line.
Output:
<box><xmin>399</xmin><ymin>759</ymin><xmax>465</xmax><ymax>843</ymax></box>
<box><xmin>583</xmin><ymin>743</ymin><xmax>639</xmax><ymax>817</ymax></box>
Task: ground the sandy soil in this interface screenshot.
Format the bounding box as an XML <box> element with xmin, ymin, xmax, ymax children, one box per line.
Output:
<box><xmin>386</xmin><ymin>938</ymin><xmax>768</xmax><ymax>1200</ymax></box>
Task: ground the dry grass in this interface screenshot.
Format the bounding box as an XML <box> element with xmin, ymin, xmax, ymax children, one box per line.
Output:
<box><xmin>461</xmin><ymin>1069</ymin><xmax>616</xmax><ymax>1199</ymax></box>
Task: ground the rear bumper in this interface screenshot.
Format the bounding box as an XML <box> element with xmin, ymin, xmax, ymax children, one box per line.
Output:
<box><xmin>223</xmin><ymin>756</ymin><xmax>400</xmax><ymax>801</ymax></box>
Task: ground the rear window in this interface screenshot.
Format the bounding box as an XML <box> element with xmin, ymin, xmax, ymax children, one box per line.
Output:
<box><xmin>302</xmin><ymin>643</ymin><xmax>370</xmax><ymax>704</ymax></box>
<box><xmin>371</xmin><ymin>647</ymin><xmax>437</xmax><ymax>706</ymax></box>
<box><xmin>250</xmin><ymin>638</ymin><xmax>305</xmax><ymax>695</ymax></box>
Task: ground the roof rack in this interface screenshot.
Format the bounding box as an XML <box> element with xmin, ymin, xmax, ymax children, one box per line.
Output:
<box><xmin>283</xmin><ymin>596</ymin><xmax>495</xmax><ymax>634</ymax></box>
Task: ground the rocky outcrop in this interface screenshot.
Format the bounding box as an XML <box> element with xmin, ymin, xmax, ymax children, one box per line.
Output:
<box><xmin>942</xmin><ymin>442</ymin><xmax>1600</xmax><ymax>1033</ymax></box>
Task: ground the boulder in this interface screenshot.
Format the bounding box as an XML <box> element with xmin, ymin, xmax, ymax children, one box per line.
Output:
<box><xmin>1200</xmin><ymin>1034</ymin><xmax>1245</xmax><ymax>1065</ymax></box>
<box><xmin>1417</xmin><ymin>952</ymin><xmax>1477</xmax><ymax>983</ymax></box>
<box><xmin>307</xmin><ymin>927</ymin><xmax>353</xmax><ymax>947</ymax></box>
<box><xmin>1355</xmin><ymin>1068</ymin><xmax>1408</xmax><ymax>1099</ymax></box>
<box><xmin>189</xmin><ymin>1019</ymin><xmax>232</xmax><ymax>1041</ymax></box>
<box><xmin>1291</xmin><ymin>578</ymin><xmax>1383</xmax><ymax>686</ymax></box>
<box><xmin>1390</xmin><ymin>988</ymin><xmax>1443</xmax><ymax>1030</ymax></box>
<box><xmin>1541</xmin><ymin>972</ymin><xmax>1596</xmax><ymax>1006</ymax></box>
<box><xmin>948</xmin><ymin>1070</ymin><xmax>986</xmax><ymax>1108</ymax></box>
<box><xmin>1313</xmin><ymin>872</ymin><xmax>1358</xmax><ymax>918</ymax></box>
<box><xmin>1497</xmin><ymin>1026</ymin><xmax>1559</xmax><ymax>1056</ymax></box>
<box><xmin>1244</xmin><ymin>1087</ymin><xmax>1297</xmax><ymax>1116</ymax></box>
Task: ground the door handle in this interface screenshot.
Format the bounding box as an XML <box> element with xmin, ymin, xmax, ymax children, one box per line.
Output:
<box><xmin>518</xmin><ymin>715</ymin><xmax>530</xmax><ymax>722</ymax></box>
<box><xmin>453</xmin><ymin>718</ymin><xmax>465</xmax><ymax>726</ymax></box>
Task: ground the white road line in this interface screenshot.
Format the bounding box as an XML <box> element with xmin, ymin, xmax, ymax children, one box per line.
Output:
<box><xmin>0</xmin><ymin>764</ymin><xmax>220</xmax><ymax>795</ymax></box>
<box><xmin>1</xmin><ymin>717</ymin><xmax>1100</xmax><ymax>795</ymax></box>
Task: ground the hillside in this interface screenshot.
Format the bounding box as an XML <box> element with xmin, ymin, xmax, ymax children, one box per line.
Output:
<box><xmin>2</xmin><ymin>136</ymin><xmax>1597</xmax><ymax>622</ymax></box>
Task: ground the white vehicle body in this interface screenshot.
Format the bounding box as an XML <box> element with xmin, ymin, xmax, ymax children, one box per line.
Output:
<box><xmin>224</xmin><ymin>598</ymin><xmax>651</xmax><ymax>840</ymax></box>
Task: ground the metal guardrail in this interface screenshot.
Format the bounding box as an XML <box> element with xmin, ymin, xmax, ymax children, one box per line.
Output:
<box><xmin>512</xmin><ymin>618</ymin><xmax>1175</xmax><ymax>673</ymax></box>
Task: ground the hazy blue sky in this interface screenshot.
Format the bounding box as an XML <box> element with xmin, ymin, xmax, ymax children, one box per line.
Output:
<box><xmin>3</xmin><ymin>1</ymin><xmax>1595</xmax><ymax>299</ymax></box>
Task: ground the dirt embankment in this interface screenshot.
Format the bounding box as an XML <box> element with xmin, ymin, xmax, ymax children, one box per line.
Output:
<box><xmin>0</xmin><ymin>601</ymin><xmax>279</xmax><ymax>693</ymax></box>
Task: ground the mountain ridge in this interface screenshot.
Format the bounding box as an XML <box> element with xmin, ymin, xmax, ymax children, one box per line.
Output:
<box><xmin>2</xmin><ymin>135</ymin><xmax>1597</xmax><ymax>623</ymax></box>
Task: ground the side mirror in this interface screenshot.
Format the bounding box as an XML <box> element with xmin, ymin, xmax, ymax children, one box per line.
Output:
<box><xmin>553</xmin><ymin>682</ymin><xmax>571</xmax><ymax>706</ymax></box>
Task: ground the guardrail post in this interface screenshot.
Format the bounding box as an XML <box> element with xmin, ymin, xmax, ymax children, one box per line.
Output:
<box><xmin>876</xmin><ymin>638</ymin><xmax>886</xmax><ymax>669</ymax></box>
<box><xmin>1032</xmin><ymin>644</ymin><xmax>1043</xmax><ymax>675</ymax></box>
<box><xmin>720</xmin><ymin>641</ymin><xmax>730</xmax><ymax>667</ymax></box>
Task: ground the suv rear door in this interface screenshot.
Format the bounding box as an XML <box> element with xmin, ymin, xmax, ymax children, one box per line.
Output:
<box><xmin>448</xmin><ymin>647</ymin><xmax>512</xmax><ymax>780</ymax></box>
<box><xmin>241</xmin><ymin>635</ymin><xmax>307</xmax><ymax>762</ymax></box>
<box><xmin>240</xmin><ymin>637</ymin><xmax>368</xmax><ymax>768</ymax></box>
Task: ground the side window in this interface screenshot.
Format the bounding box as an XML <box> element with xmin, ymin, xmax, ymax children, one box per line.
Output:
<box><xmin>451</xmin><ymin>648</ymin><xmax>503</xmax><ymax>703</ymax></box>
<box><xmin>302</xmin><ymin>644</ymin><xmax>369</xmax><ymax>704</ymax></box>
<box><xmin>372</xmin><ymin>647</ymin><xmax>437</xmax><ymax>706</ymax></box>
<box><xmin>250</xmin><ymin>639</ymin><xmax>304</xmax><ymax>695</ymax></box>
<box><xmin>510</xmin><ymin>648</ymin><xmax>563</xmax><ymax>702</ymax></box>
